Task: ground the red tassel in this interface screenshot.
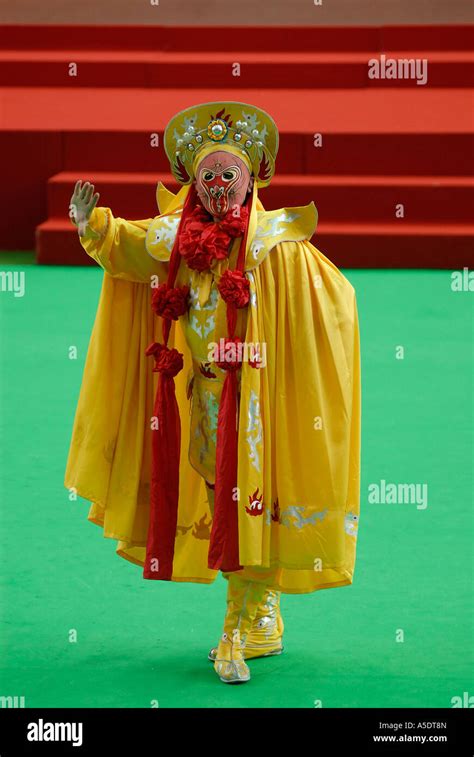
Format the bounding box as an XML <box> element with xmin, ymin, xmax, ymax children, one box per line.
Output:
<box><xmin>208</xmin><ymin>370</ymin><xmax>242</xmax><ymax>571</ymax></box>
<box><xmin>144</xmin><ymin>371</ymin><xmax>181</xmax><ymax>580</ymax></box>
<box><xmin>143</xmin><ymin>186</ymin><xmax>197</xmax><ymax>581</ymax></box>
<box><xmin>208</xmin><ymin>203</ymin><xmax>251</xmax><ymax>573</ymax></box>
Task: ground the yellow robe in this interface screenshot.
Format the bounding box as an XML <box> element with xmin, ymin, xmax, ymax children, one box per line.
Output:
<box><xmin>64</xmin><ymin>183</ymin><xmax>361</xmax><ymax>594</ymax></box>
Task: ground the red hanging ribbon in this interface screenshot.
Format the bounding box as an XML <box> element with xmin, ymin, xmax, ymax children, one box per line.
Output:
<box><xmin>208</xmin><ymin>367</ymin><xmax>240</xmax><ymax>570</ymax></box>
<box><xmin>208</xmin><ymin>208</ymin><xmax>251</xmax><ymax>572</ymax></box>
<box><xmin>143</xmin><ymin>187</ymin><xmax>196</xmax><ymax>581</ymax></box>
<box><xmin>144</xmin><ymin>345</ymin><xmax>183</xmax><ymax>579</ymax></box>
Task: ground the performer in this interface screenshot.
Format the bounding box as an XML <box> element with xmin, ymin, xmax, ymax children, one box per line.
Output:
<box><xmin>65</xmin><ymin>101</ymin><xmax>361</xmax><ymax>685</ymax></box>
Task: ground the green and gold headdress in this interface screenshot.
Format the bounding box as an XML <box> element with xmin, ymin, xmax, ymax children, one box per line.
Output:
<box><xmin>164</xmin><ymin>101</ymin><xmax>279</xmax><ymax>188</ymax></box>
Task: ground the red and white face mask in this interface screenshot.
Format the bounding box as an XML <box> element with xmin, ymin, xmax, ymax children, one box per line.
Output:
<box><xmin>194</xmin><ymin>150</ymin><xmax>253</xmax><ymax>218</ymax></box>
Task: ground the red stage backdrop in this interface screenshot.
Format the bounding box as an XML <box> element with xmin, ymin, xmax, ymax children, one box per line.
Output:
<box><xmin>0</xmin><ymin>24</ymin><xmax>472</xmax><ymax>268</ymax></box>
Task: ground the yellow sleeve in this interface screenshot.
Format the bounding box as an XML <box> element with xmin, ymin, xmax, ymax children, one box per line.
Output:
<box><xmin>75</xmin><ymin>207</ymin><xmax>168</xmax><ymax>284</ymax></box>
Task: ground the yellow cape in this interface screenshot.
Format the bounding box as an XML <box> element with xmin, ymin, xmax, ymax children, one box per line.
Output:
<box><xmin>64</xmin><ymin>185</ymin><xmax>361</xmax><ymax>594</ymax></box>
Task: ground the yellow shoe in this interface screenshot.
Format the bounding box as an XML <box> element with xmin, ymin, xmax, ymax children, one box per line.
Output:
<box><xmin>213</xmin><ymin>629</ymin><xmax>250</xmax><ymax>684</ymax></box>
<box><xmin>212</xmin><ymin>575</ymin><xmax>268</xmax><ymax>684</ymax></box>
<box><xmin>209</xmin><ymin>588</ymin><xmax>284</xmax><ymax>663</ymax></box>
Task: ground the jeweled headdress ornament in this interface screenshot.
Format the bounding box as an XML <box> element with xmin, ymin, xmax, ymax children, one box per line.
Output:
<box><xmin>164</xmin><ymin>101</ymin><xmax>279</xmax><ymax>188</ymax></box>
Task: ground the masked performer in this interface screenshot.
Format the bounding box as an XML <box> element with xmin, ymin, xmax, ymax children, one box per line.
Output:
<box><xmin>65</xmin><ymin>101</ymin><xmax>361</xmax><ymax>685</ymax></box>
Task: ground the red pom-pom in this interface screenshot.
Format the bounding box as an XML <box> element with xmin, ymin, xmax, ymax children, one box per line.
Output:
<box><xmin>219</xmin><ymin>206</ymin><xmax>249</xmax><ymax>238</ymax></box>
<box><xmin>179</xmin><ymin>206</ymin><xmax>211</xmax><ymax>264</ymax></box>
<box><xmin>155</xmin><ymin>346</ymin><xmax>184</xmax><ymax>377</ymax></box>
<box><xmin>180</xmin><ymin>226</ymin><xmax>230</xmax><ymax>272</ymax></box>
<box><xmin>178</xmin><ymin>203</ymin><xmax>248</xmax><ymax>273</ymax></box>
<box><xmin>217</xmin><ymin>269</ymin><xmax>250</xmax><ymax>308</ymax></box>
<box><xmin>151</xmin><ymin>283</ymin><xmax>189</xmax><ymax>320</ymax></box>
<box><xmin>214</xmin><ymin>337</ymin><xmax>244</xmax><ymax>372</ymax></box>
<box><xmin>145</xmin><ymin>342</ymin><xmax>183</xmax><ymax>377</ymax></box>
<box><xmin>180</xmin><ymin>245</ymin><xmax>215</xmax><ymax>273</ymax></box>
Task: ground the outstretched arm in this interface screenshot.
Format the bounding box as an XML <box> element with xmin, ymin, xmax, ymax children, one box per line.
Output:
<box><xmin>69</xmin><ymin>180</ymin><xmax>168</xmax><ymax>284</ymax></box>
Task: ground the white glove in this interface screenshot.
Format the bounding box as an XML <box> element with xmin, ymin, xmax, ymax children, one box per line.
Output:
<box><xmin>69</xmin><ymin>180</ymin><xmax>100</xmax><ymax>238</ymax></box>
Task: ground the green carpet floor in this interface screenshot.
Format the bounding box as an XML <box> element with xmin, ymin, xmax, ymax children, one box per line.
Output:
<box><xmin>0</xmin><ymin>254</ymin><xmax>472</xmax><ymax>708</ymax></box>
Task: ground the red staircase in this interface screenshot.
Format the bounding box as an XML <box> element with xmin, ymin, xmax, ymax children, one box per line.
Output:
<box><xmin>0</xmin><ymin>24</ymin><xmax>472</xmax><ymax>267</ymax></box>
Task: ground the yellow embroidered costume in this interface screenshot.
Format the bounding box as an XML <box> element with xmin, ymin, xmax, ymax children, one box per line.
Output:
<box><xmin>65</xmin><ymin>101</ymin><xmax>361</xmax><ymax>684</ymax></box>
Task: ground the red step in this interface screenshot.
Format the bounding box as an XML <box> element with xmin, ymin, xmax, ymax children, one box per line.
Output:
<box><xmin>0</xmin><ymin>49</ymin><xmax>471</xmax><ymax>88</ymax></box>
<box><xmin>55</xmin><ymin>130</ymin><xmax>474</xmax><ymax>178</ymax></box>
<box><xmin>1</xmin><ymin>24</ymin><xmax>472</xmax><ymax>52</ymax></box>
<box><xmin>48</xmin><ymin>171</ymin><xmax>474</xmax><ymax>223</ymax></box>
<box><xmin>3</xmin><ymin>86</ymin><xmax>470</xmax><ymax>134</ymax></box>
<box><xmin>36</xmin><ymin>216</ymin><xmax>474</xmax><ymax>268</ymax></box>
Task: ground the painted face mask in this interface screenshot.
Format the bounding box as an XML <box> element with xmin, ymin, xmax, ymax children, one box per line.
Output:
<box><xmin>194</xmin><ymin>150</ymin><xmax>252</xmax><ymax>218</ymax></box>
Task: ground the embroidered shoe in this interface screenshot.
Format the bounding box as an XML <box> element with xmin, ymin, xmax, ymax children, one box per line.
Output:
<box><xmin>213</xmin><ymin>630</ymin><xmax>250</xmax><ymax>684</ymax></box>
<box><xmin>212</xmin><ymin>575</ymin><xmax>270</xmax><ymax>684</ymax></box>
